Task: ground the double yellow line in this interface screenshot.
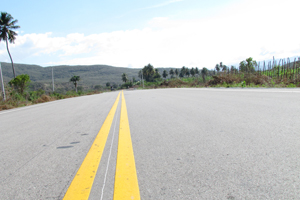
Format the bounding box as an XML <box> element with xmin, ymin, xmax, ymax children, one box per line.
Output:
<box><xmin>63</xmin><ymin>91</ymin><xmax>140</xmax><ymax>200</ymax></box>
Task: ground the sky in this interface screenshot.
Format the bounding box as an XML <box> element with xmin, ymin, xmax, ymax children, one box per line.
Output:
<box><xmin>1</xmin><ymin>0</ymin><xmax>300</xmax><ymax>69</ymax></box>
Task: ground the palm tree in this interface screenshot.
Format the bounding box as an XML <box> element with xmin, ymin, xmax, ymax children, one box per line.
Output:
<box><xmin>162</xmin><ymin>70</ymin><xmax>168</xmax><ymax>79</ymax></box>
<box><xmin>201</xmin><ymin>67</ymin><xmax>208</xmax><ymax>83</ymax></box>
<box><xmin>70</xmin><ymin>75</ymin><xmax>80</xmax><ymax>92</ymax></box>
<box><xmin>142</xmin><ymin>64</ymin><xmax>155</xmax><ymax>81</ymax></box>
<box><xmin>180</xmin><ymin>66</ymin><xmax>186</xmax><ymax>78</ymax></box>
<box><xmin>220</xmin><ymin>62</ymin><xmax>223</xmax><ymax>70</ymax></box>
<box><xmin>190</xmin><ymin>68</ymin><xmax>195</xmax><ymax>77</ymax></box>
<box><xmin>222</xmin><ymin>65</ymin><xmax>227</xmax><ymax>72</ymax></box>
<box><xmin>175</xmin><ymin>69</ymin><xmax>179</xmax><ymax>77</ymax></box>
<box><xmin>215</xmin><ymin>64</ymin><xmax>220</xmax><ymax>74</ymax></box>
<box><xmin>230</xmin><ymin>65</ymin><xmax>237</xmax><ymax>74</ymax></box>
<box><xmin>169</xmin><ymin>69</ymin><xmax>174</xmax><ymax>78</ymax></box>
<box><xmin>122</xmin><ymin>73</ymin><xmax>128</xmax><ymax>83</ymax></box>
<box><xmin>185</xmin><ymin>68</ymin><xmax>190</xmax><ymax>77</ymax></box>
<box><xmin>195</xmin><ymin>67</ymin><xmax>199</xmax><ymax>79</ymax></box>
<box><xmin>0</xmin><ymin>12</ymin><xmax>20</xmax><ymax>78</ymax></box>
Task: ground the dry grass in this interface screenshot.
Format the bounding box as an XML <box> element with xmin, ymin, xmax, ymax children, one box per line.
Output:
<box><xmin>34</xmin><ymin>94</ymin><xmax>53</xmax><ymax>103</ymax></box>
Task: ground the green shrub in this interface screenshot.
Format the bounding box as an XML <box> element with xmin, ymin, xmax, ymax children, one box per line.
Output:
<box><xmin>51</xmin><ymin>92</ymin><xmax>64</xmax><ymax>99</ymax></box>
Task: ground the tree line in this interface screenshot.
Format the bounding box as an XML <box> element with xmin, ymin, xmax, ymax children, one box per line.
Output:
<box><xmin>135</xmin><ymin>64</ymin><xmax>210</xmax><ymax>83</ymax></box>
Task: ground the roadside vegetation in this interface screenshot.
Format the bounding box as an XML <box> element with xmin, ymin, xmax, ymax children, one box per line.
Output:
<box><xmin>126</xmin><ymin>58</ymin><xmax>300</xmax><ymax>89</ymax></box>
<box><xmin>0</xmin><ymin>74</ymin><xmax>115</xmax><ymax>111</ymax></box>
<box><xmin>1</xmin><ymin>57</ymin><xmax>299</xmax><ymax>111</ymax></box>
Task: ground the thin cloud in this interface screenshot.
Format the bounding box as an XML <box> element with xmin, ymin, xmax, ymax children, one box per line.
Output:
<box><xmin>141</xmin><ymin>0</ymin><xmax>184</xmax><ymax>10</ymax></box>
<box><xmin>115</xmin><ymin>0</ymin><xmax>184</xmax><ymax>18</ymax></box>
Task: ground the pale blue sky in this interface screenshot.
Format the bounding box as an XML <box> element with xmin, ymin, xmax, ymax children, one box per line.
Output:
<box><xmin>3</xmin><ymin>0</ymin><xmax>235</xmax><ymax>35</ymax></box>
<box><xmin>1</xmin><ymin>0</ymin><xmax>299</xmax><ymax>68</ymax></box>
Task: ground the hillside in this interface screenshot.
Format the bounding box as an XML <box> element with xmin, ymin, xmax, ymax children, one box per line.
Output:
<box><xmin>0</xmin><ymin>62</ymin><xmax>141</xmax><ymax>92</ymax></box>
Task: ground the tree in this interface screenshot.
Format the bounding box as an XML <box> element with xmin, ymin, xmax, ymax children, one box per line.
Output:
<box><xmin>220</xmin><ymin>62</ymin><xmax>223</xmax><ymax>70</ymax></box>
<box><xmin>195</xmin><ymin>67</ymin><xmax>199</xmax><ymax>78</ymax></box>
<box><xmin>0</xmin><ymin>12</ymin><xmax>20</xmax><ymax>78</ymax></box>
<box><xmin>162</xmin><ymin>70</ymin><xmax>168</xmax><ymax>79</ymax></box>
<box><xmin>180</xmin><ymin>66</ymin><xmax>186</xmax><ymax>78</ymax></box>
<box><xmin>9</xmin><ymin>74</ymin><xmax>30</xmax><ymax>95</ymax></box>
<box><xmin>169</xmin><ymin>69</ymin><xmax>174</xmax><ymax>78</ymax></box>
<box><xmin>215</xmin><ymin>64</ymin><xmax>220</xmax><ymax>74</ymax></box>
<box><xmin>222</xmin><ymin>65</ymin><xmax>227</xmax><ymax>72</ymax></box>
<box><xmin>185</xmin><ymin>68</ymin><xmax>190</xmax><ymax>77</ymax></box>
<box><xmin>153</xmin><ymin>68</ymin><xmax>161</xmax><ymax>79</ymax></box>
<box><xmin>175</xmin><ymin>69</ymin><xmax>179</xmax><ymax>77</ymax></box>
<box><xmin>106</xmin><ymin>82</ymin><xmax>110</xmax><ymax>87</ymax></box>
<box><xmin>201</xmin><ymin>67</ymin><xmax>208</xmax><ymax>83</ymax></box>
<box><xmin>230</xmin><ymin>65</ymin><xmax>237</xmax><ymax>74</ymax></box>
<box><xmin>122</xmin><ymin>73</ymin><xmax>128</xmax><ymax>83</ymax></box>
<box><xmin>142</xmin><ymin>64</ymin><xmax>155</xmax><ymax>82</ymax></box>
<box><xmin>190</xmin><ymin>68</ymin><xmax>195</xmax><ymax>77</ymax></box>
<box><xmin>138</xmin><ymin>70</ymin><xmax>143</xmax><ymax>79</ymax></box>
<box><xmin>239</xmin><ymin>57</ymin><xmax>257</xmax><ymax>73</ymax></box>
<box><xmin>179</xmin><ymin>71</ymin><xmax>184</xmax><ymax>78</ymax></box>
<box><xmin>70</xmin><ymin>75</ymin><xmax>80</xmax><ymax>92</ymax></box>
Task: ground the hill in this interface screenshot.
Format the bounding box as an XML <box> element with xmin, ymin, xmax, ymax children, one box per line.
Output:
<box><xmin>0</xmin><ymin>62</ymin><xmax>141</xmax><ymax>92</ymax></box>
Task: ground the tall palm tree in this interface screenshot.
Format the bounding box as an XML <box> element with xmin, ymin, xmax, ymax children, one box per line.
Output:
<box><xmin>215</xmin><ymin>64</ymin><xmax>220</xmax><ymax>74</ymax></box>
<box><xmin>70</xmin><ymin>75</ymin><xmax>80</xmax><ymax>92</ymax></box>
<box><xmin>0</xmin><ymin>12</ymin><xmax>20</xmax><ymax>78</ymax></box>
<box><xmin>122</xmin><ymin>73</ymin><xmax>128</xmax><ymax>83</ymax></box>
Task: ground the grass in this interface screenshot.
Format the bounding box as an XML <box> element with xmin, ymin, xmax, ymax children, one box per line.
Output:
<box><xmin>0</xmin><ymin>87</ymin><xmax>108</xmax><ymax>111</ymax></box>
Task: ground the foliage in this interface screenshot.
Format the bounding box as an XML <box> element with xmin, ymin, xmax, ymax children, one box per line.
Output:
<box><xmin>27</xmin><ymin>89</ymin><xmax>45</xmax><ymax>101</ymax></box>
<box><xmin>70</xmin><ymin>75</ymin><xmax>80</xmax><ymax>92</ymax></box>
<box><xmin>185</xmin><ymin>69</ymin><xmax>190</xmax><ymax>77</ymax></box>
<box><xmin>169</xmin><ymin>69</ymin><xmax>174</xmax><ymax>78</ymax></box>
<box><xmin>201</xmin><ymin>67</ymin><xmax>208</xmax><ymax>82</ymax></box>
<box><xmin>190</xmin><ymin>68</ymin><xmax>195</xmax><ymax>77</ymax></box>
<box><xmin>9</xmin><ymin>74</ymin><xmax>31</xmax><ymax>94</ymax></box>
<box><xmin>154</xmin><ymin>68</ymin><xmax>161</xmax><ymax>79</ymax></box>
<box><xmin>50</xmin><ymin>92</ymin><xmax>63</xmax><ymax>99</ymax></box>
<box><xmin>141</xmin><ymin>64</ymin><xmax>161</xmax><ymax>82</ymax></box>
<box><xmin>162</xmin><ymin>70</ymin><xmax>168</xmax><ymax>79</ymax></box>
<box><xmin>195</xmin><ymin>67</ymin><xmax>199</xmax><ymax>76</ymax></box>
<box><xmin>106</xmin><ymin>82</ymin><xmax>110</xmax><ymax>87</ymax></box>
<box><xmin>0</xmin><ymin>12</ymin><xmax>20</xmax><ymax>78</ymax></box>
<box><xmin>174</xmin><ymin>69</ymin><xmax>179</xmax><ymax>77</ymax></box>
<box><xmin>215</xmin><ymin>64</ymin><xmax>220</xmax><ymax>73</ymax></box>
<box><xmin>122</xmin><ymin>73</ymin><xmax>128</xmax><ymax>83</ymax></box>
<box><xmin>180</xmin><ymin>66</ymin><xmax>187</xmax><ymax>77</ymax></box>
<box><xmin>239</xmin><ymin>57</ymin><xmax>257</xmax><ymax>73</ymax></box>
<box><xmin>142</xmin><ymin>64</ymin><xmax>155</xmax><ymax>81</ymax></box>
<box><xmin>132</xmin><ymin>77</ymin><xmax>136</xmax><ymax>83</ymax></box>
<box><xmin>121</xmin><ymin>81</ymin><xmax>133</xmax><ymax>89</ymax></box>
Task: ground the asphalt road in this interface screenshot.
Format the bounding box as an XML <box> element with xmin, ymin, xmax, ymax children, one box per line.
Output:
<box><xmin>1</xmin><ymin>88</ymin><xmax>300</xmax><ymax>199</ymax></box>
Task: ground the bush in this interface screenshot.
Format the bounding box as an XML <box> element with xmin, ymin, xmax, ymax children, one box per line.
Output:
<box><xmin>34</xmin><ymin>94</ymin><xmax>52</xmax><ymax>103</ymax></box>
<box><xmin>28</xmin><ymin>89</ymin><xmax>45</xmax><ymax>101</ymax></box>
<box><xmin>121</xmin><ymin>82</ymin><xmax>133</xmax><ymax>89</ymax></box>
<box><xmin>51</xmin><ymin>92</ymin><xmax>64</xmax><ymax>99</ymax></box>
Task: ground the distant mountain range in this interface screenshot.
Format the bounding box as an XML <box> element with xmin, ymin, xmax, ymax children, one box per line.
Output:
<box><xmin>0</xmin><ymin>62</ymin><xmax>141</xmax><ymax>92</ymax></box>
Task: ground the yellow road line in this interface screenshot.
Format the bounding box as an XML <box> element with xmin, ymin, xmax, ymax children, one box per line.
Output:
<box><xmin>114</xmin><ymin>91</ymin><xmax>140</xmax><ymax>200</ymax></box>
<box><xmin>63</xmin><ymin>92</ymin><xmax>121</xmax><ymax>200</ymax></box>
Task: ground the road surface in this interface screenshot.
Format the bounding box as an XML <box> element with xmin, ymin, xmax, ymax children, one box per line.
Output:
<box><xmin>0</xmin><ymin>88</ymin><xmax>300</xmax><ymax>199</ymax></box>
